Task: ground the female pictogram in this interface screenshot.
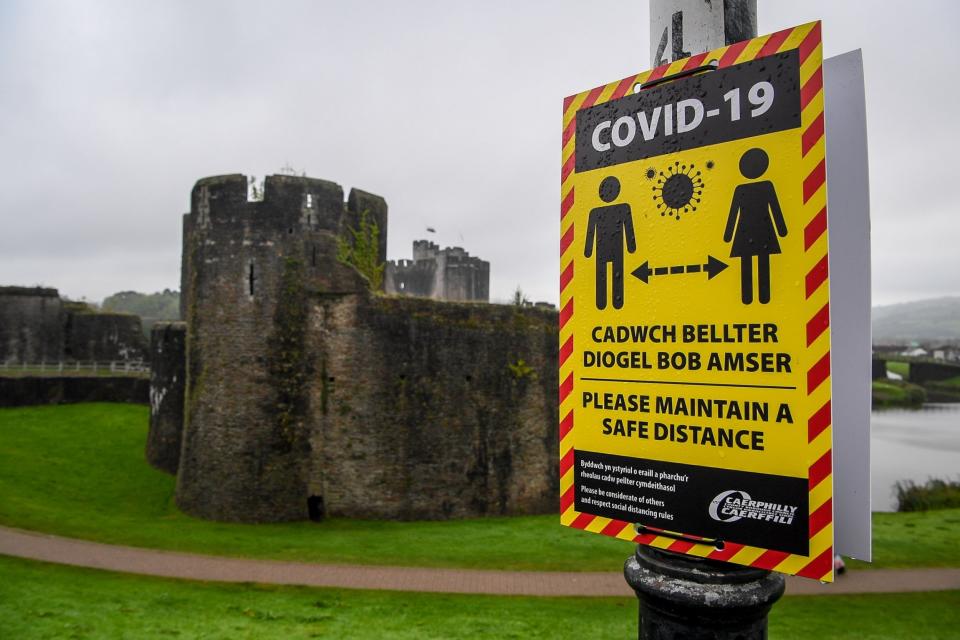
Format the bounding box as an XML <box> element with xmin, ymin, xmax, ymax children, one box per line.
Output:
<box><xmin>723</xmin><ymin>148</ymin><xmax>788</xmax><ymax>305</ymax></box>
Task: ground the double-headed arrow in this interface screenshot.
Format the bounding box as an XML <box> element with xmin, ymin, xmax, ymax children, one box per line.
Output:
<box><xmin>631</xmin><ymin>256</ymin><xmax>729</xmax><ymax>284</ymax></box>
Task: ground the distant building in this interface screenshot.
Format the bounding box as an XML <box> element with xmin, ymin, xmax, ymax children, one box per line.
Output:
<box><xmin>931</xmin><ymin>345</ymin><xmax>960</xmax><ymax>362</ymax></box>
<box><xmin>385</xmin><ymin>240</ymin><xmax>490</xmax><ymax>302</ymax></box>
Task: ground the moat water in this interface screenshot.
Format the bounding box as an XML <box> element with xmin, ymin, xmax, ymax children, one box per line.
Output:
<box><xmin>872</xmin><ymin>403</ymin><xmax>960</xmax><ymax>511</ymax></box>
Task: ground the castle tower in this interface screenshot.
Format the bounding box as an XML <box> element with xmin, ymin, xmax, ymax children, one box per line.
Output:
<box><xmin>385</xmin><ymin>241</ymin><xmax>490</xmax><ymax>302</ymax></box>
<box><xmin>176</xmin><ymin>174</ymin><xmax>385</xmax><ymax>522</ymax></box>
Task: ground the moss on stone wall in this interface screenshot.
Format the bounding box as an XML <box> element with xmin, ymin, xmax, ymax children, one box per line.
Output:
<box><xmin>183</xmin><ymin>240</ymin><xmax>203</xmax><ymax>431</ymax></box>
<box><xmin>507</xmin><ymin>358</ymin><xmax>536</xmax><ymax>380</ymax></box>
<box><xmin>265</xmin><ymin>257</ymin><xmax>311</xmax><ymax>448</ymax></box>
<box><xmin>336</xmin><ymin>209</ymin><xmax>384</xmax><ymax>290</ymax></box>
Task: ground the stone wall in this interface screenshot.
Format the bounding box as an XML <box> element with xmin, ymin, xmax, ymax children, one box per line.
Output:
<box><xmin>64</xmin><ymin>311</ymin><xmax>148</xmax><ymax>362</ymax></box>
<box><xmin>0</xmin><ymin>286</ymin><xmax>148</xmax><ymax>364</ymax></box>
<box><xmin>871</xmin><ymin>358</ymin><xmax>887</xmax><ymax>380</ymax></box>
<box><xmin>0</xmin><ymin>287</ymin><xmax>64</xmax><ymax>363</ymax></box>
<box><xmin>146</xmin><ymin>322</ymin><xmax>186</xmax><ymax>474</ymax></box>
<box><xmin>308</xmin><ymin>295</ymin><xmax>557</xmax><ymax>520</ymax></box>
<box><xmin>910</xmin><ymin>360</ymin><xmax>960</xmax><ymax>385</ymax></box>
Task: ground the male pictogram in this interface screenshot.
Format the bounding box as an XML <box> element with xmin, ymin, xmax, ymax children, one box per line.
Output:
<box><xmin>584</xmin><ymin>176</ymin><xmax>636</xmax><ymax>309</ymax></box>
<box><xmin>723</xmin><ymin>148</ymin><xmax>788</xmax><ymax>304</ymax></box>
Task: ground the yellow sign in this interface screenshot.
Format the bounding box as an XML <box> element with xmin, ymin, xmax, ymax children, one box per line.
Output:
<box><xmin>559</xmin><ymin>22</ymin><xmax>834</xmax><ymax>581</ymax></box>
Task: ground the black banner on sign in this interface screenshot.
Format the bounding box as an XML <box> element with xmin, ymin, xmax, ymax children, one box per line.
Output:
<box><xmin>575</xmin><ymin>51</ymin><xmax>801</xmax><ymax>173</ymax></box>
<box><xmin>573</xmin><ymin>449</ymin><xmax>810</xmax><ymax>555</ymax></box>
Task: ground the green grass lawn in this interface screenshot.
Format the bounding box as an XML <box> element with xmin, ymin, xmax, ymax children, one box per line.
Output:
<box><xmin>886</xmin><ymin>361</ymin><xmax>910</xmax><ymax>379</ymax></box>
<box><xmin>847</xmin><ymin>508</ymin><xmax>960</xmax><ymax>569</ymax></box>
<box><xmin>1</xmin><ymin>403</ymin><xmax>958</xmax><ymax>571</ymax></box>
<box><xmin>1</xmin><ymin>556</ymin><xmax>958</xmax><ymax>640</ymax></box>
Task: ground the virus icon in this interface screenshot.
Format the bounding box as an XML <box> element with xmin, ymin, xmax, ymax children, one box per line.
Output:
<box><xmin>706</xmin><ymin>160</ymin><xmax>715</xmax><ymax>170</ymax></box>
<box><xmin>651</xmin><ymin>161</ymin><xmax>704</xmax><ymax>219</ymax></box>
<box><xmin>644</xmin><ymin>167</ymin><xmax>657</xmax><ymax>180</ymax></box>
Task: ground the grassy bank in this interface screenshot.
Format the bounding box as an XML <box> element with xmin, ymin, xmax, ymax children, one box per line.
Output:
<box><xmin>1</xmin><ymin>403</ymin><xmax>958</xmax><ymax>571</ymax></box>
<box><xmin>896</xmin><ymin>478</ymin><xmax>960</xmax><ymax>512</ymax></box>
<box><xmin>872</xmin><ymin>380</ymin><xmax>926</xmax><ymax>407</ymax></box>
<box><xmin>1</xmin><ymin>556</ymin><xmax>958</xmax><ymax>640</ymax></box>
<box><xmin>880</xmin><ymin>360</ymin><xmax>960</xmax><ymax>402</ymax></box>
<box><xmin>926</xmin><ymin>376</ymin><xmax>960</xmax><ymax>402</ymax></box>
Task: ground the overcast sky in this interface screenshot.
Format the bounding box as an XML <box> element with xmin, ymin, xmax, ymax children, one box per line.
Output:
<box><xmin>1</xmin><ymin>1</ymin><xmax>956</xmax><ymax>307</ymax></box>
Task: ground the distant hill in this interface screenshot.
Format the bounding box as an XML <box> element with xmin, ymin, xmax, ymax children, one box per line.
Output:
<box><xmin>101</xmin><ymin>290</ymin><xmax>180</xmax><ymax>336</ymax></box>
<box><xmin>873</xmin><ymin>297</ymin><xmax>960</xmax><ymax>343</ymax></box>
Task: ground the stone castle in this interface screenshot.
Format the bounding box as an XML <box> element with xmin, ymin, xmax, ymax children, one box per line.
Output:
<box><xmin>149</xmin><ymin>174</ymin><xmax>558</xmax><ymax>523</ymax></box>
<box><xmin>0</xmin><ymin>286</ymin><xmax>147</xmax><ymax>364</ymax></box>
<box><xmin>385</xmin><ymin>241</ymin><xmax>490</xmax><ymax>302</ymax></box>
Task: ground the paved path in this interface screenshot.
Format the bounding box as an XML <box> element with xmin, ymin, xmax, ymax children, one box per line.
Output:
<box><xmin>2</xmin><ymin>526</ymin><xmax>958</xmax><ymax>597</ymax></box>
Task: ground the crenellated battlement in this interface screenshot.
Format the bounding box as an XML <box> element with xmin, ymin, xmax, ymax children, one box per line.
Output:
<box><xmin>189</xmin><ymin>174</ymin><xmax>346</xmax><ymax>235</ymax></box>
<box><xmin>179</xmin><ymin>174</ymin><xmax>389</xmax><ymax>319</ymax></box>
<box><xmin>386</xmin><ymin>241</ymin><xmax>489</xmax><ymax>302</ymax></box>
<box><xmin>187</xmin><ymin>174</ymin><xmax>387</xmax><ymax>248</ymax></box>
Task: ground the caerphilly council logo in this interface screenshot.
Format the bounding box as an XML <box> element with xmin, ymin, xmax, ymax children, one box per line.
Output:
<box><xmin>708</xmin><ymin>489</ymin><xmax>798</xmax><ymax>525</ymax></box>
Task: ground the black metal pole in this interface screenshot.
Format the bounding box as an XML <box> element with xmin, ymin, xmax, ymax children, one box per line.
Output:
<box><xmin>625</xmin><ymin>546</ymin><xmax>785</xmax><ymax>639</ymax></box>
<box><xmin>626</xmin><ymin>3</ymin><xmax>782</xmax><ymax>638</ymax></box>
